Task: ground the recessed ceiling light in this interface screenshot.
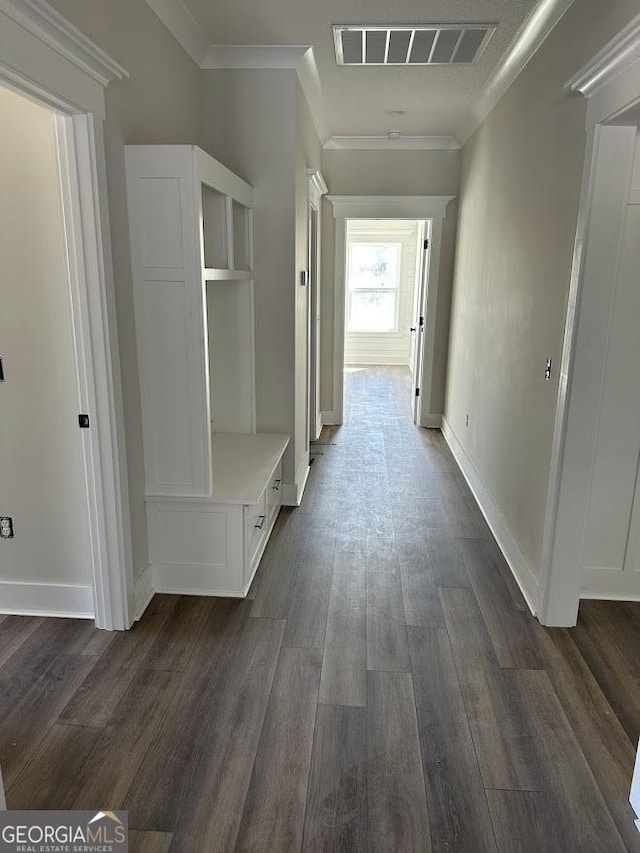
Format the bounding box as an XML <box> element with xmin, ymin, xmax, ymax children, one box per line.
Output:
<box><xmin>333</xmin><ymin>24</ymin><xmax>496</xmax><ymax>66</ymax></box>
<box><xmin>387</xmin><ymin>131</ymin><xmax>401</xmax><ymax>140</ymax></box>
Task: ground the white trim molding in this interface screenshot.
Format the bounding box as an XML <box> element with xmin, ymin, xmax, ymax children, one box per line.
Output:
<box><xmin>0</xmin><ymin>580</ymin><xmax>94</xmax><ymax>619</ymax></box>
<box><xmin>459</xmin><ymin>0</ymin><xmax>575</xmax><ymax>143</ymax></box>
<box><xmin>324</xmin><ymin>136</ymin><xmax>460</xmax><ymax>151</ymax></box>
<box><xmin>144</xmin><ymin>0</ymin><xmax>210</xmax><ymax>66</ymax></box>
<box><xmin>327</xmin><ymin>195</ymin><xmax>454</xmax><ymax>220</ymax></box>
<box><xmin>539</xmin><ymin>18</ymin><xmax>640</xmax><ymax>626</ymax></box>
<box><xmin>566</xmin><ymin>12</ymin><xmax>640</xmax><ymax>98</ymax></box>
<box><xmin>133</xmin><ymin>563</ymin><xmax>155</xmax><ymax>621</ymax></box>
<box><xmin>144</xmin><ymin>1</ymin><xmax>329</xmax><ymax>142</ymax></box>
<box><xmin>0</xmin><ymin>0</ymin><xmax>134</xmax><ymax>630</ymax></box>
<box><xmin>441</xmin><ymin>419</ymin><xmax>540</xmax><ymax>615</ymax></box>
<box><xmin>283</xmin><ymin>460</ymin><xmax>311</xmax><ymax>507</ymax></box>
<box><xmin>0</xmin><ymin>0</ymin><xmax>128</xmax><ymax>87</ymax></box>
<box><xmin>327</xmin><ymin>195</ymin><xmax>454</xmax><ymax>425</ymax></box>
<box><xmin>307</xmin><ymin>168</ymin><xmax>328</xmax><ymax>204</ymax></box>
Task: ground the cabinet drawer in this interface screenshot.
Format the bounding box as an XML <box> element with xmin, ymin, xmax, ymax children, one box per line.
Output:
<box><xmin>244</xmin><ymin>490</ymin><xmax>267</xmax><ymax>577</ymax></box>
<box><xmin>267</xmin><ymin>462</ymin><xmax>283</xmax><ymax>523</ymax></box>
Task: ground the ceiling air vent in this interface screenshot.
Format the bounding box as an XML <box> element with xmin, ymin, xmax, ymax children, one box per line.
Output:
<box><xmin>333</xmin><ymin>24</ymin><xmax>496</xmax><ymax>66</ymax></box>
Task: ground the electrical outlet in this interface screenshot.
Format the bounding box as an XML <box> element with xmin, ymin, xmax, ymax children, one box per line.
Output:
<box><xmin>0</xmin><ymin>517</ymin><xmax>14</xmax><ymax>539</ymax></box>
<box><xmin>465</xmin><ymin>414</ymin><xmax>470</xmax><ymax>427</ymax></box>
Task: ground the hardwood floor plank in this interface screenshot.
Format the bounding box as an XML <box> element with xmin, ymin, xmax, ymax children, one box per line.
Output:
<box><xmin>408</xmin><ymin>627</ymin><xmax>497</xmax><ymax>852</ymax></box>
<box><xmin>125</xmin><ymin>599</ymin><xmax>252</xmax><ymax>831</ymax></box>
<box><xmin>167</xmin><ymin>617</ymin><xmax>285</xmax><ymax>852</ymax></box>
<box><xmin>141</xmin><ymin>595</ymin><xmax>213</xmax><ymax>672</ymax></box>
<box><xmin>367</xmin><ymin>670</ymin><xmax>431</xmax><ymax>852</ymax></box>
<box><xmin>283</xmin><ymin>529</ymin><xmax>336</xmax><ymax>648</ymax></box>
<box><xmin>424</xmin><ymin>532</ymin><xmax>471</xmax><ymax>588</ymax></box>
<box><xmin>0</xmin><ymin>618</ymin><xmax>90</xmax><ymax>718</ymax></box>
<box><xmin>129</xmin><ymin>831</ymin><xmax>173</xmax><ymax>853</ymax></box>
<box><xmin>439</xmin><ymin>588</ymin><xmax>544</xmax><ymax>791</ymax></box>
<box><xmin>7</xmin><ymin>723</ymin><xmax>100</xmax><ymax>810</ymax></box>
<box><xmin>59</xmin><ymin>594</ymin><xmax>177</xmax><ymax>727</ymax></box>
<box><xmin>0</xmin><ymin>652</ymin><xmax>97</xmax><ymax>787</ymax></box>
<box><xmin>367</xmin><ymin>571</ymin><xmax>410</xmax><ymax>672</ymax></box>
<box><xmin>574</xmin><ymin>601</ymin><xmax>640</xmax><ymax>744</ymax></box>
<box><xmin>0</xmin><ymin>616</ymin><xmax>43</xmax><ymax>667</ymax></box>
<box><xmin>250</xmin><ymin>510</ymin><xmax>306</xmax><ymax>618</ymax></box>
<box><xmin>485</xmin><ymin>789</ymin><xmax>569</xmax><ymax>852</ymax></box>
<box><xmin>235</xmin><ymin>646</ymin><xmax>322</xmax><ymax>852</ymax></box>
<box><xmin>459</xmin><ymin>538</ymin><xmax>544</xmax><ymax>669</ymax></box>
<box><xmin>535</xmin><ymin>625</ymin><xmax>640</xmax><ymax>852</ymax></box>
<box><xmin>319</xmin><ymin>557</ymin><xmax>366</xmax><ymax>707</ymax></box>
<box><xmin>513</xmin><ymin>668</ymin><xmax>628</xmax><ymax>853</ymax></box>
<box><xmin>64</xmin><ymin>668</ymin><xmax>182</xmax><ymax>810</ymax></box>
<box><xmin>400</xmin><ymin>558</ymin><xmax>444</xmax><ymax>628</ymax></box>
<box><xmin>303</xmin><ymin>703</ymin><xmax>368</xmax><ymax>853</ymax></box>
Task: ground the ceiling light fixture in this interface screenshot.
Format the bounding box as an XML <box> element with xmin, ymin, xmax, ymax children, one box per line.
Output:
<box><xmin>334</xmin><ymin>24</ymin><xmax>497</xmax><ymax>66</ymax></box>
<box><xmin>387</xmin><ymin>131</ymin><xmax>401</xmax><ymax>139</ymax></box>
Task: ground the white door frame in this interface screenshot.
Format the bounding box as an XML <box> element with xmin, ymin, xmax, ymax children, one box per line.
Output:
<box><xmin>327</xmin><ymin>195</ymin><xmax>453</xmax><ymax>427</ymax></box>
<box><xmin>538</xmin><ymin>13</ymin><xmax>640</xmax><ymax>626</ymax></box>
<box><xmin>307</xmin><ymin>169</ymin><xmax>327</xmax><ymax>441</ymax></box>
<box><xmin>0</xmin><ymin>0</ymin><xmax>133</xmax><ymax>629</ymax></box>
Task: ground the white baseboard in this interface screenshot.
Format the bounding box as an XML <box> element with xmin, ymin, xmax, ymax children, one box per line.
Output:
<box><xmin>0</xmin><ymin>580</ymin><xmax>94</xmax><ymax>619</ymax></box>
<box><xmin>422</xmin><ymin>414</ymin><xmax>443</xmax><ymax>429</ymax></box>
<box><xmin>441</xmin><ymin>418</ymin><xmax>540</xmax><ymax>616</ymax></box>
<box><xmin>283</xmin><ymin>458</ymin><xmax>311</xmax><ymax>507</ymax></box>
<box><xmin>321</xmin><ymin>410</ymin><xmax>339</xmax><ymax>426</ymax></box>
<box><xmin>133</xmin><ymin>562</ymin><xmax>154</xmax><ymax>621</ymax></box>
<box><xmin>315</xmin><ymin>412</ymin><xmax>323</xmax><ymax>440</ymax></box>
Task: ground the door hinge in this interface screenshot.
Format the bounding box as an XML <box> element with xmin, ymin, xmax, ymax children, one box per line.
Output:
<box><xmin>415</xmin><ymin>388</ymin><xmax>420</xmax><ymax>398</ymax></box>
<box><xmin>419</xmin><ymin>315</ymin><xmax>424</xmax><ymax>327</ymax></box>
<box><xmin>424</xmin><ymin>239</ymin><xmax>429</xmax><ymax>250</ymax></box>
<box><xmin>78</xmin><ymin>414</ymin><xmax>90</xmax><ymax>429</ymax></box>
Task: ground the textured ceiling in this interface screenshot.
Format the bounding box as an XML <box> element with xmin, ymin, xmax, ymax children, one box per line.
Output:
<box><xmin>182</xmin><ymin>0</ymin><xmax>540</xmax><ymax>138</ymax></box>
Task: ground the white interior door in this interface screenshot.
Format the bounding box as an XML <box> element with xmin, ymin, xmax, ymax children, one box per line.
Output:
<box><xmin>308</xmin><ymin>204</ymin><xmax>321</xmax><ymax>441</ymax></box>
<box><xmin>411</xmin><ymin>221</ymin><xmax>430</xmax><ymax>424</ymax></box>
<box><xmin>0</xmin><ymin>86</ymin><xmax>92</xmax><ymax>594</ymax></box>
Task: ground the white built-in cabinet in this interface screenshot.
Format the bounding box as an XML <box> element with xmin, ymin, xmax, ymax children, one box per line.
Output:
<box><xmin>126</xmin><ymin>145</ymin><xmax>288</xmax><ymax>596</ymax></box>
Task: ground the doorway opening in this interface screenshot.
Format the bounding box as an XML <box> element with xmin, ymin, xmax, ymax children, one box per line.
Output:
<box><xmin>343</xmin><ymin>219</ymin><xmax>428</xmax><ymax>423</ymax></box>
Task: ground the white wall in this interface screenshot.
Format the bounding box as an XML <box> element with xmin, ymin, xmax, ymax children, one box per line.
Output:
<box><xmin>46</xmin><ymin>0</ymin><xmax>202</xmax><ymax>581</ymax></box>
<box><xmin>0</xmin><ymin>86</ymin><xmax>91</xmax><ymax>587</ymax></box>
<box><xmin>344</xmin><ymin>220</ymin><xmax>420</xmax><ymax>366</ymax></box>
<box><xmin>444</xmin><ymin>0</ymin><xmax>640</xmax><ymax>601</ymax></box>
<box><xmin>321</xmin><ymin>149</ymin><xmax>460</xmax><ymax>416</ymax></box>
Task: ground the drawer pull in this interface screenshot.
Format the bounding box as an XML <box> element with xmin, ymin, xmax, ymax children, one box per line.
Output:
<box><xmin>254</xmin><ymin>515</ymin><xmax>266</xmax><ymax>530</ymax></box>
<box><xmin>272</xmin><ymin>479</ymin><xmax>281</xmax><ymax>491</ymax></box>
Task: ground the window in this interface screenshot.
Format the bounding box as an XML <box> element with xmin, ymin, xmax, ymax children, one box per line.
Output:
<box><xmin>347</xmin><ymin>242</ymin><xmax>401</xmax><ymax>333</ymax></box>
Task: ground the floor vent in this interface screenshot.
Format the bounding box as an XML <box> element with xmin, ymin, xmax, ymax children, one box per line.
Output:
<box><xmin>333</xmin><ymin>24</ymin><xmax>496</xmax><ymax>66</ymax></box>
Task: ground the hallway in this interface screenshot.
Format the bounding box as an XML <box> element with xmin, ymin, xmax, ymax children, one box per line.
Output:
<box><xmin>1</xmin><ymin>367</ymin><xmax>639</xmax><ymax>851</ymax></box>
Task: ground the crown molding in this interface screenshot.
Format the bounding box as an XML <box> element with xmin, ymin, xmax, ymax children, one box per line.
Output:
<box><xmin>324</xmin><ymin>135</ymin><xmax>460</xmax><ymax>151</ymax></box>
<box><xmin>144</xmin><ymin>1</ymin><xmax>329</xmax><ymax>142</ymax></box>
<box><xmin>307</xmin><ymin>168</ymin><xmax>328</xmax><ymax>204</ymax></box>
<box><xmin>458</xmin><ymin>0</ymin><xmax>575</xmax><ymax>144</ymax></box>
<box><xmin>0</xmin><ymin>0</ymin><xmax>128</xmax><ymax>85</ymax></box>
<box><xmin>145</xmin><ymin>0</ymin><xmax>210</xmax><ymax>65</ymax></box>
<box><xmin>327</xmin><ymin>195</ymin><xmax>454</xmax><ymax>220</ymax></box>
<box><xmin>565</xmin><ymin>11</ymin><xmax>640</xmax><ymax>97</ymax></box>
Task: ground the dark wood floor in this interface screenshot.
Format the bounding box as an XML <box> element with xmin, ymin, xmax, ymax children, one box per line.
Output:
<box><xmin>2</xmin><ymin>366</ymin><xmax>640</xmax><ymax>852</ymax></box>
